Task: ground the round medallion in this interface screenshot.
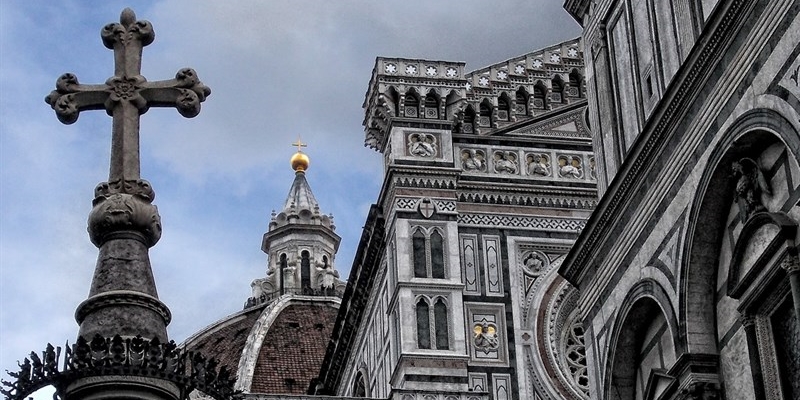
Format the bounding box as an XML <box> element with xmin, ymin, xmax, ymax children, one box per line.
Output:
<box><xmin>384</xmin><ymin>63</ymin><xmax>397</xmax><ymax>74</ymax></box>
<box><xmin>446</xmin><ymin>67</ymin><xmax>457</xmax><ymax>77</ymax></box>
<box><xmin>426</xmin><ymin>66</ymin><xmax>437</xmax><ymax>76</ymax></box>
<box><xmin>405</xmin><ymin>65</ymin><xmax>418</xmax><ymax>75</ymax></box>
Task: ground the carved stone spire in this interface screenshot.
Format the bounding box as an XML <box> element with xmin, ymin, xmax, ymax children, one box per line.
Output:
<box><xmin>0</xmin><ymin>9</ymin><xmax>235</xmax><ymax>400</ymax></box>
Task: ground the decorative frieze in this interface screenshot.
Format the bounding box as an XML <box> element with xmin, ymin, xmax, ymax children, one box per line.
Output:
<box><xmin>457</xmin><ymin>145</ymin><xmax>595</xmax><ymax>182</ymax></box>
<box><xmin>458</xmin><ymin>214</ymin><xmax>586</xmax><ymax>231</ymax></box>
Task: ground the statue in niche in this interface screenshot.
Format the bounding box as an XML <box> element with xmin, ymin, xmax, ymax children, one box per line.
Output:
<box><xmin>494</xmin><ymin>152</ymin><xmax>518</xmax><ymax>174</ymax></box>
<box><xmin>461</xmin><ymin>149</ymin><xmax>486</xmax><ymax>171</ymax></box>
<box><xmin>473</xmin><ymin>322</ymin><xmax>499</xmax><ymax>353</ymax></box>
<box><xmin>526</xmin><ymin>153</ymin><xmax>550</xmax><ymax>176</ymax></box>
<box><xmin>316</xmin><ymin>258</ymin><xmax>339</xmax><ymax>295</ymax></box>
<box><xmin>408</xmin><ymin>133</ymin><xmax>436</xmax><ymax>157</ymax></box>
<box><xmin>559</xmin><ymin>155</ymin><xmax>583</xmax><ymax>178</ymax></box>
<box><xmin>732</xmin><ymin>157</ymin><xmax>771</xmax><ymax>223</ymax></box>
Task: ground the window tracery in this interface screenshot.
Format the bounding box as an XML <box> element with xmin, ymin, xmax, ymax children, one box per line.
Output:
<box><xmin>416</xmin><ymin>296</ymin><xmax>449</xmax><ymax>350</ymax></box>
<box><xmin>412</xmin><ymin>228</ymin><xmax>446</xmax><ymax>278</ymax></box>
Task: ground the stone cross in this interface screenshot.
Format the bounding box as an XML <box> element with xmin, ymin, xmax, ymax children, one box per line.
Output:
<box><xmin>45</xmin><ymin>8</ymin><xmax>210</xmax><ymax>186</ymax></box>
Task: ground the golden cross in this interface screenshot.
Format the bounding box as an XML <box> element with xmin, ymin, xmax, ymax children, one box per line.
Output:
<box><xmin>292</xmin><ymin>138</ymin><xmax>307</xmax><ymax>152</ymax></box>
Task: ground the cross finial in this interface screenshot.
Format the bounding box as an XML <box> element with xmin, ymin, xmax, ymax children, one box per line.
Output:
<box><xmin>45</xmin><ymin>8</ymin><xmax>211</xmax><ymax>188</ymax></box>
<box><xmin>292</xmin><ymin>138</ymin><xmax>307</xmax><ymax>153</ymax></box>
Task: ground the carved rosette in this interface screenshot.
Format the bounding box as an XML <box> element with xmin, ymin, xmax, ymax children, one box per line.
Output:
<box><xmin>88</xmin><ymin>179</ymin><xmax>161</xmax><ymax>247</ymax></box>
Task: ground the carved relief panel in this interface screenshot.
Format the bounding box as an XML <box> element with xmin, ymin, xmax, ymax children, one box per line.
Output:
<box><xmin>465</xmin><ymin>303</ymin><xmax>508</xmax><ymax>365</ymax></box>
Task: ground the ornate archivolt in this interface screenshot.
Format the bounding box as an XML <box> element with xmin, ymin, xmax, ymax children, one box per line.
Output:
<box><xmin>511</xmin><ymin>243</ymin><xmax>589</xmax><ymax>400</ymax></box>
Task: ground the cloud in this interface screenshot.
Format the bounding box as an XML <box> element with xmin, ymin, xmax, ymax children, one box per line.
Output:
<box><xmin>0</xmin><ymin>0</ymin><xmax>581</xmax><ymax>381</ymax></box>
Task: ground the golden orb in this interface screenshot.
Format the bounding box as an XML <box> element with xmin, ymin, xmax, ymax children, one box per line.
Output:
<box><xmin>290</xmin><ymin>151</ymin><xmax>310</xmax><ymax>172</ymax></box>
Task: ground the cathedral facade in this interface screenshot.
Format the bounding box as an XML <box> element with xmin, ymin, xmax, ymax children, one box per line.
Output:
<box><xmin>316</xmin><ymin>38</ymin><xmax>598</xmax><ymax>400</ymax></box>
<box><xmin>560</xmin><ymin>0</ymin><xmax>800</xmax><ymax>399</ymax></box>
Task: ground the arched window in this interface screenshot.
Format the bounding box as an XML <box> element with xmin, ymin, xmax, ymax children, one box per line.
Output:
<box><xmin>434</xmin><ymin>298</ymin><xmax>449</xmax><ymax>350</ymax></box>
<box><xmin>497</xmin><ymin>94</ymin><xmax>510</xmax><ymax>121</ymax></box>
<box><xmin>424</xmin><ymin>92</ymin><xmax>439</xmax><ymax>119</ymax></box>
<box><xmin>463</xmin><ymin>106</ymin><xmax>476</xmax><ymax>134</ymax></box>
<box><xmin>416</xmin><ymin>299</ymin><xmax>431</xmax><ymax>349</ymax></box>
<box><xmin>515</xmin><ymin>87</ymin><xmax>529</xmax><ymax>116</ymax></box>
<box><xmin>411</xmin><ymin>228</ymin><xmax>446</xmax><ymax>279</ymax></box>
<box><xmin>569</xmin><ymin>69</ymin><xmax>582</xmax><ymax>98</ymax></box>
<box><xmin>404</xmin><ymin>92</ymin><xmax>419</xmax><ymax>118</ymax></box>
<box><xmin>551</xmin><ymin>76</ymin><xmax>564</xmax><ymax>103</ymax></box>
<box><xmin>279</xmin><ymin>253</ymin><xmax>288</xmax><ymax>294</ymax></box>
<box><xmin>430</xmin><ymin>231</ymin><xmax>444</xmax><ymax>278</ymax></box>
<box><xmin>533</xmin><ymin>82</ymin><xmax>547</xmax><ymax>110</ymax></box>
<box><xmin>479</xmin><ymin>100</ymin><xmax>492</xmax><ymax>127</ymax></box>
<box><xmin>352</xmin><ymin>371</ymin><xmax>367</xmax><ymax>397</ymax></box>
<box><xmin>413</xmin><ymin>230</ymin><xmax>427</xmax><ymax>278</ymax></box>
<box><xmin>301</xmin><ymin>251</ymin><xmax>311</xmax><ymax>291</ymax></box>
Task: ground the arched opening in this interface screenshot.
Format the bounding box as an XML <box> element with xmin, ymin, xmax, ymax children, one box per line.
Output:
<box><xmin>434</xmin><ymin>298</ymin><xmax>449</xmax><ymax>350</ymax></box>
<box><xmin>412</xmin><ymin>230</ymin><xmax>427</xmax><ymax>278</ymax></box>
<box><xmin>479</xmin><ymin>99</ymin><xmax>492</xmax><ymax>127</ymax></box>
<box><xmin>424</xmin><ymin>91</ymin><xmax>439</xmax><ymax>119</ymax></box>
<box><xmin>463</xmin><ymin>105</ymin><xmax>476</xmax><ymax>134</ymax></box>
<box><xmin>279</xmin><ymin>253</ymin><xmax>288</xmax><ymax>295</ymax></box>
<box><xmin>533</xmin><ymin>81</ymin><xmax>547</xmax><ymax>110</ymax></box>
<box><xmin>608</xmin><ymin>293</ymin><xmax>676</xmax><ymax>400</ymax></box>
<box><xmin>430</xmin><ymin>230</ymin><xmax>445</xmax><ymax>279</ymax></box>
<box><xmin>569</xmin><ymin>69</ymin><xmax>583</xmax><ymax>98</ymax></box>
<box><xmin>416</xmin><ymin>299</ymin><xmax>431</xmax><ymax>349</ymax></box>
<box><xmin>497</xmin><ymin>93</ymin><xmax>511</xmax><ymax>121</ymax></box>
<box><xmin>515</xmin><ymin>87</ymin><xmax>529</xmax><ymax>116</ymax></box>
<box><xmin>301</xmin><ymin>250</ymin><xmax>311</xmax><ymax>292</ymax></box>
<box><xmin>386</xmin><ymin>86</ymin><xmax>400</xmax><ymax>116</ymax></box>
<box><xmin>551</xmin><ymin>76</ymin><xmax>565</xmax><ymax>103</ymax></box>
<box><xmin>404</xmin><ymin>90</ymin><xmax>420</xmax><ymax>118</ymax></box>
<box><xmin>352</xmin><ymin>370</ymin><xmax>367</xmax><ymax>397</ymax></box>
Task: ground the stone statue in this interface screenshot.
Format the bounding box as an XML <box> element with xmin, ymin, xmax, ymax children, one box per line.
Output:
<box><xmin>526</xmin><ymin>154</ymin><xmax>550</xmax><ymax>176</ymax></box>
<box><xmin>317</xmin><ymin>261</ymin><xmax>339</xmax><ymax>295</ymax></box>
<box><xmin>494</xmin><ymin>152</ymin><xmax>518</xmax><ymax>174</ymax></box>
<box><xmin>559</xmin><ymin>155</ymin><xmax>583</xmax><ymax>178</ymax></box>
<box><xmin>732</xmin><ymin>157</ymin><xmax>771</xmax><ymax>223</ymax></box>
<box><xmin>473</xmin><ymin>322</ymin><xmax>499</xmax><ymax>353</ymax></box>
<box><xmin>461</xmin><ymin>149</ymin><xmax>485</xmax><ymax>171</ymax></box>
<box><xmin>408</xmin><ymin>133</ymin><xmax>436</xmax><ymax>157</ymax></box>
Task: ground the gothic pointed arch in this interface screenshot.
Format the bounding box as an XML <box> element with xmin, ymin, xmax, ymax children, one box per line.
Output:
<box><xmin>569</xmin><ymin>69</ymin><xmax>582</xmax><ymax>98</ymax></box>
<box><xmin>497</xmin><ymin>93</ymin><xmax>511</xmax><ymax>121</ymax></box>
<box><xmin>463</xmin><ymin>105</ymin><xmax>477</xmax><ymax>134</ymax></box>
<box><xmin>479</xmin><ymin>98</ymin><xmax>493</xmax><ymax>129</ymax></box>
<box><xmin>533</xmin><ymin>81</ymin><xmax>548</xmax><ymax>111</ymax></box>
<box><xmin>551</xmin><ymin>75</ymin><xmax>565</xmax><ymax>104</ymax></box>
<box><xmin>403</xmin><ymin>89</ymin><xmax>420</xmax><ymax>118</ymax></box>
<box><xmin>445</xmin><ymin>90</ymin><xmax>462</xmax><ymax>118</ymax></box>
<box><xmin>515</xmin><ymin>86</ymin><xmax>529</xmax><ymax>116</ymax></box>
<box><xmin>424</xmin><ymin>89</ymin><xmax>440</xmax><ymax>119</ymax></box>
<box><xmin>386</xmin><ymin>86</ymin><xmax>400</xmax><ymax>116</ymax></box>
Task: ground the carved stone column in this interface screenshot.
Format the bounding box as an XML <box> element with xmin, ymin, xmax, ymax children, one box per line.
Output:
<box><xmin>78</xmin><ymin>179</ymin><xmax>170</xmax><ymax>342</ymax></box>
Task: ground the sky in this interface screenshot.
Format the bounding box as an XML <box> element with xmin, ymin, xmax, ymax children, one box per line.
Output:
<box><xmin>0</xmin><ymin>0</ymin><xmax>580</xmax><ymax>389</ymax></box>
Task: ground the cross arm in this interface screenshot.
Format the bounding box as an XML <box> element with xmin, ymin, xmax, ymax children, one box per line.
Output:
<box><xmin>44</xmin><ymin>73</ymin><xmax>114</xmax><ymax>124</ymax></box>
<box><xmin>139</xmin><ymin>68</ymin><xmax>211</xmax><ymax>118</ymax></box>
